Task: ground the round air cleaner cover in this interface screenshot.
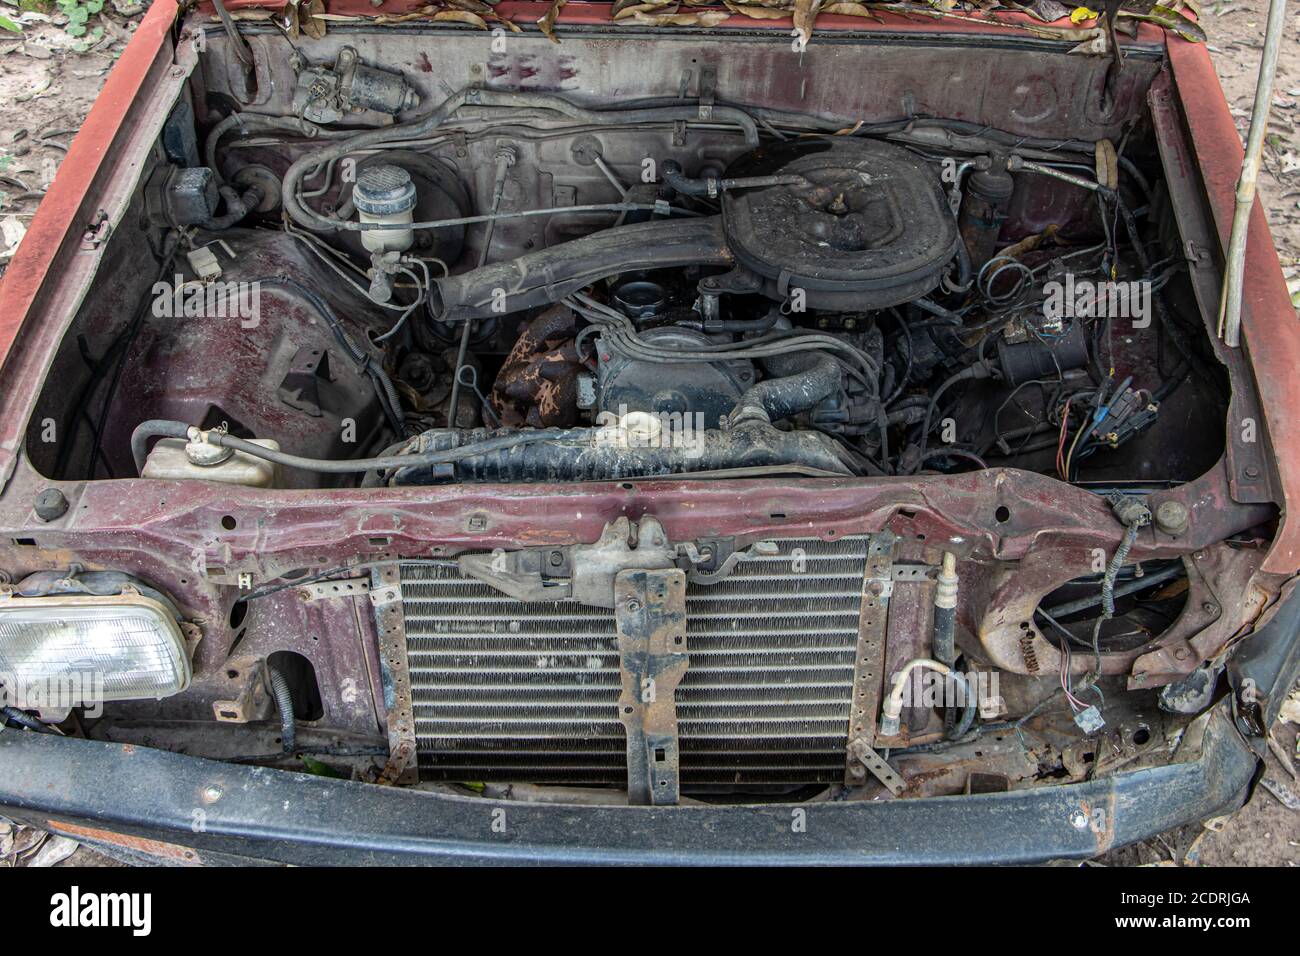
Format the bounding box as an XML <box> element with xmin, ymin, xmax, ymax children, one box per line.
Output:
<box><xmin>721</xmin><ymin>138</ymin><xmax>959</xmax><ymax>311</ymax></box>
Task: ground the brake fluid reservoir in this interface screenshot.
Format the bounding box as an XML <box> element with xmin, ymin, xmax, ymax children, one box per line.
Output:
<box><xmin>354</xmin><ymin>164</ymin><xmax>417</xmax><ymax>254</ymax></box>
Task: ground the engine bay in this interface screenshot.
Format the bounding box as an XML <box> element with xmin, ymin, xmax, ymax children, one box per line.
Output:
<box><xmin>26</xmin><ymin>28</ymin><xmax>1227</xmax><ymax>492</ymax></box>
<box><xmin>6</xmin><ymin>18</ymin><xmax>1283</xmax><ymax>809</ymax></box>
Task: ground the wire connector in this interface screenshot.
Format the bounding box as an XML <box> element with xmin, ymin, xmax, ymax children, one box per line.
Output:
<box><xmin>1107</xmin><ymin>493</ymin><xmax>1152</xmax><ymax>530</ymax></box>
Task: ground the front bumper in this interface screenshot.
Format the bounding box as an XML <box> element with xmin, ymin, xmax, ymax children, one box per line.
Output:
<box><xmin>0</xmin><ymin>704</ymin><xmax>1258</xmax><ymax>865</ymax></box>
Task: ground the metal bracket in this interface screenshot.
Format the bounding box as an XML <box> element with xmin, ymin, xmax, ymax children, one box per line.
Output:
<box><xmin>458</xmin><ymin>517</ymin><xmax>770</xmax><ymax>609</ymax></box>
<box><xmin>369</xmin><ymin>565</ymin><xmax>416</xmax><ymax>785</ymax></box>
<box><xmin>298</xmin><ymin>576</ymin><xmax>370</xmax><ymax>602</ymax></box>
<box><xmin>845</xmin><ymin>531</ymin><xmax>896</xmax><ymax>785</ymax></box>
<box><xmin>615</xmin><ymin>568</ymin><xmax>689</xmax><ymax>806</ymax></box>
<box><xmin>698</xmin><ymin>66</ymin><xmax>716</xmax><ymax>120</ymax></box>
<box><xmin>847</xmin><ymin>738</ymin><xmax>906</xmax><ymax>796</ymax></box>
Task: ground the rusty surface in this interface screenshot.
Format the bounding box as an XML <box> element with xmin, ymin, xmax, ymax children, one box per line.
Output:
<box><xmin>614</xmin><ymin>567</ymin><xmax>688</xmax><ymax>805</ymax></box>
<box><xmin>844</xmin><ymin>532</ymin><xmax>893</xmax><ymax>784</ymax></box>
<box><xmin>369</xmin><ymin>565</ymin><xmax>417</xmax><ymax>785</ymax></box>
<box><xmin>977</xmin><ymin>539</ymin><xmax>1270</xmax><ymax>687</ymax></box>
<box><xmin>47</xmin><ymin>819</ymin><xmax>203</xmax><ymax>865</ymax></box>
<box><xmin>491</xmin><ymin>305</ymin><xmax>585</xmax><ymax>428</ymax></box>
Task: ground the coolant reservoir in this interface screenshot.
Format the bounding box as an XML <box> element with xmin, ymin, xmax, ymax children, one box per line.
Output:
<box><xmin>354</xmin><ymin>164</ymin><xmax>417</xmax><ymax>254</ymax></box>
<box><xmin>142</xmin><ymin>438</ymin><xmax>281</xmax><ymax>487</ymax></box>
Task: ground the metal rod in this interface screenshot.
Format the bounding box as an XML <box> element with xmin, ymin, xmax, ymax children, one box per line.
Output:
<box><xmin>1218</xmin><ymin>0</ymin><xmax>1288</xmax><ymax>348</ymax></box>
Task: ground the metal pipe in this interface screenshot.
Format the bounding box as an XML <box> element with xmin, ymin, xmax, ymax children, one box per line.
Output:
<box><xmin>1218</xmin><ymin>0</ymin><xmax>1288</xmax><ymax>348</ymax></box>
<box><xmin>933</xmin><ymin>552</ymin><xmax>960</xmax><ymax>735</ymax></box>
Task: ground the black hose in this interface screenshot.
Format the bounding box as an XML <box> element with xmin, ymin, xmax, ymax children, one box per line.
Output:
<box><xmin>1</xmin><ymin>706</ymin><xmax>46</xmax><ymax>731</ymax></box>
<box><xmin>949</xmin><ymin>671</ymin><xmax>978</xmax><ymax>740</ymax></box>
<box><xmin>202</xmin><ymin>184</ymin><xmax>263</xmax><ymax>230</ymax></box>
<box><xmin>429</xmin><ymin>217</ymin><xmax>731</xmax><ymax>324</ymax></box>
<box><xmin>661</xmin><ymin>159</ymin><xmax>714</xmax><ymax>197</ymax></box>
<box><xmin>130</xmin><ymin>419</ymin><xmax>572</xmax><ymax>476</ymax></box>
<box><xmin>731</xmin><ymin>353</ymin><xmax>842</xmax><ymax>425</ymax></box>
<box><xmin>267</xmin><ymin>666</ymin><xmax>296</xmax><ymax>754</ymax></box>
<box><xmin>130</xmin><ymin>419</ymin><xmax>191</xmax><ymax>474</ymax></box>
<box><xmin>912</xmin><ymin>297</ymin><xmax>964</xmax><ymax>325</ymax></box>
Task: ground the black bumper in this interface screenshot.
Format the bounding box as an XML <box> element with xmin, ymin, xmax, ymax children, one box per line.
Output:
<box><xmin>0</xmin><ymin>705</ymin><xmax>1259</xmax><ymax>865</ymax></box>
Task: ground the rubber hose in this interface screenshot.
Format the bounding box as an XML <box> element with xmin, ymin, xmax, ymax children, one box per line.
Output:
<box><xmin>1</xmin><ymin>706</ymin><xmax>46</xmax><ymax>732</ymax></box>
<box><xmin>731</xmin><ymin>353</ymin><xmax>841</xmax><ymax>425</ymax></box>
<box><xmin>130</xmin><ymin>419</ymin><xmax>192</xmax><ymax>474</ymax></box>
<box><xmin>267</xmin><ymin>666</ymin><xmax>296</xmax><ymax>754</ymax></box>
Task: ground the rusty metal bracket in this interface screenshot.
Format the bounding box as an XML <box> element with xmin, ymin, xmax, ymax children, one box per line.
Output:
<box><xmin>614</xmin><ymin>568</ymin><xmax>689</xmax><ymax>806</ymax></box>
<box><xmin>847</xmin><ymin>738</ymin><xmax>905</xmax><ymax>795</ymax></box>
<box><xmin>369</xmin><ymin>565</ymin><xmax>417</xmax><ymax>785</ymax></box>
<box><xmin>845</xmin><ymin>531</ymin><xmax>896</xmax><ymax>785</ymax></box>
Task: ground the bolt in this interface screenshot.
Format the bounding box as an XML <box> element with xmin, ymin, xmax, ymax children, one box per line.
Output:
<box><xmin>626</xmin><ymin>599</ymin><xmax>641</xmax><ymax>612</ymax></box>
<box><xmin>1244</xmin><ymin>465</ymin><xmax>1260</xmax><ymax>479</ymax></box>
<box><xmin>1153</xmin><ymin>500</ymin><xmax>1189</xmax><ymax>536</ymax></box>
<box><xmin>1068</xmin><ymin>808</ymin><xmax>1089</xmax><ymax>830</ymax></box>
<box><xmin>202</xmin><ymin>785</ymin><xmax>223</xmax><ymax>804</ymax></box>
<box><xmin>33</xmin><ymin>488</ymin><xmax>68</xmax><ymax>522</ymax></box>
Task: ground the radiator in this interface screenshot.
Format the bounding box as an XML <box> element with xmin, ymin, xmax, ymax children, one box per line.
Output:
<box><xmin>399</xmin><ymin>536</ymin><xmax>868</xmax><ymax>787</ymax></box>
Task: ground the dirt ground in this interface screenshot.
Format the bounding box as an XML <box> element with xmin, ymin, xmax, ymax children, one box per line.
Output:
<box><xmin>0</xmin><ymin>0</ymin><xmax>1298</xmax><ymax>867</ymax></box>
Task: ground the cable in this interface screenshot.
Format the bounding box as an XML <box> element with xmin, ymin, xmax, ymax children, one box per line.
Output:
<box><xmin>130</xmin><ymin>420</ymin><xmax>572</xmax><ymax>476</ymax></box>
<box><xmin>267</xmin><ymin>666</ymin><xmax>296</xmax><ymax>754</ymax></box>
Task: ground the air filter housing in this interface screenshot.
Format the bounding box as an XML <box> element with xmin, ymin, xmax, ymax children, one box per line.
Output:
<box><xmin>721</xmin><ymin>138</ymin><xmax>959</xmax><ymax>311</ymax></box>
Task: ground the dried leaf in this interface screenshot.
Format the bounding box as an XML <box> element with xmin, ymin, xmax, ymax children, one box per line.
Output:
<box><xmin>1010</xmin><ymin>0</ymin><xmax>1071</xmax><ymax>21</ymax></box>
<box><xmin>793</xmin><ymin>0</ymin><xmax>820</xmax><ymax>45</ymax></box>
<box><xmin>1067</xmin><ymin>28</ymin><xmax>1109</xmax><ymax>53</ymax></box>
<box><xmin>612</xmin><ymin>0</ymin><xmax>672</xmax><ymax>11</ymax></box>
<box><xmin>489</xmin><ymin>13</ymin><xmax>523</xmax><ymax>32</ymax></box>
<box><xmin>300</xmin><ymin>0</ymin><xmax>326</xmax><ymax>40</ymax></box>
<box><xmin>821</xmin><ymin>2</ymin><xmax>883</xmax><ymax>19</ymax></box>
<box><xmin>15</xmin><ymin>73</ymin><xmax>52</xmax><ymax>103</ymax></box>
<box><xmin>724</xmin><ymin>1</ymin><xmax>789</xmax><ymax>18</ymax></box>
<box><xmin>1069</xmin><ymin>5</ymin><xmax>1099</xmax><ymax>22</ymax></box>
<box><xmin>433</xmin><ymin>9</ymin><xmax>490</xmax><ymax>28</ymax></box>
<box><xmin>628</xmin><ymin>10</ymin><xmax>732</xmax><ymax>23</ymax></box>
<box><xmin>614</xmin><ymin>1</ymin><xmax>680</xmax><ymax>19</ymax></box>
<box><xmin>446</xmin><ymin>0</ymin><xmax>496</xmax><ymax>12</ymax></box>
<box><xmin>1118</xmin><ymin>4</ymin><xmax>1206</xmax><ymax>42</ymax></box>
<box><xmin>28</xmin><ymin>835</ymin><xmax>78</xmax><ymax>868</ymax></box>
<box><xmin>537</xmin><ymin>0</ymin><xmax>566</xmax><ymax>42</ymax></box>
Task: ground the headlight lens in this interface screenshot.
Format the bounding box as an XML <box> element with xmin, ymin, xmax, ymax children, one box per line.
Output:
<box><xmin>0</xmin><ymin>593</ymin><xmax>190</xmax><ymax>707</ymax></box>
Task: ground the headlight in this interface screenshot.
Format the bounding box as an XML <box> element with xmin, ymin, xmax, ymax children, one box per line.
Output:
<box><xmin>0</xmin><ymin>593</ymin><xmax>191</xmax><ymax>708</ymax></box>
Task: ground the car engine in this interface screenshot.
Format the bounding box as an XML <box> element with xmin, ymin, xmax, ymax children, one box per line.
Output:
<box><xmin>43</xmin><ymin>41</ymin><xmax>1215</xmax><ymax>494</ymax></box>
